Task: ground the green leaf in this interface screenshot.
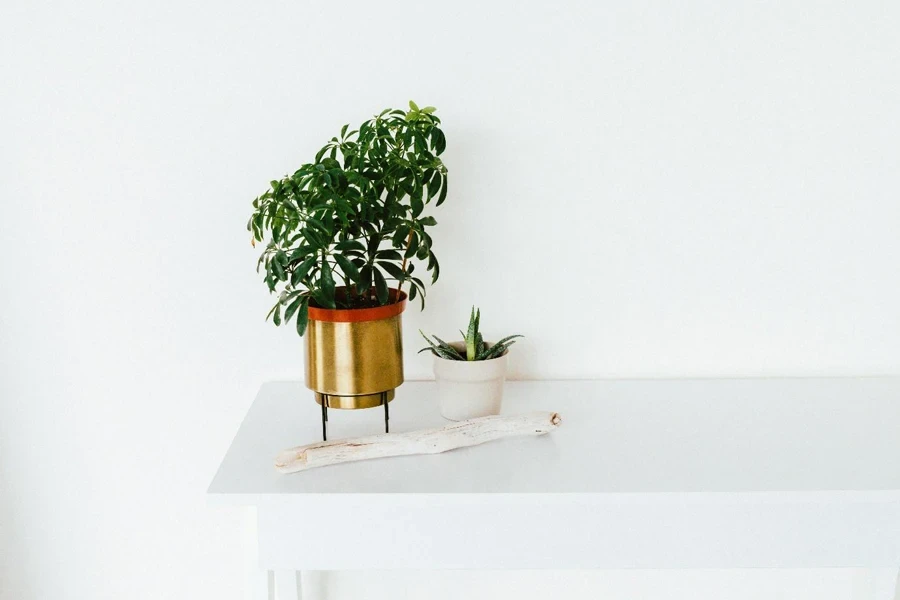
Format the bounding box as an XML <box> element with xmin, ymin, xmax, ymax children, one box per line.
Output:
<box><xmin>265</xmin><ymin>302</ymin><xmax>278</xmax><ymax>322</ymax></box>
<box><xmin>466</xmin><ymin>307</ymin><xmax>478</xmax><ymax>360</ymax></box>
<box><xmin>375</xmin><ymin>249</ymin><xmax>402</xmax><ymax>261</ymax></box>
<box><xmin>289</xmin><ymin>244</ymin><xmax>314</xmax><ymax>261</ymax></box>
<box><xmin>291</xmin><ymin>256</ymin><xmax>316</xmax><ymax>286</ymax></box>
<box><xmin>295</xmin><ymin>299</ymin><xmax>309</xmax><ymax>336</ymax></box>
<box><xmin>411</xmin><ymin>194</ymin><xmax>424</xmax><ymax>218</ymax></box>
<box><xmin>359</xmin><ymin>264</ymin><xmax>373</xmax><ymax>291</ymax></box>
<box><xmin>419</xmin><ymin>216</ymin><xmax>437</xmax><ymax>227</ymax></box>
<box><xmin>432</xmin><ymin>335</ymin><xmax>465</xmax><ymax>360</ymax></box>
<box><xmin>378</xmin><ymin>261</ymin><xmax>406</xmax><ymax>280</ymax></box>
<box><xmin>334</xmin><ymin>239</ymin><xmax>365</xmax><ymax>252</ymax></box>
<box><xmin>494</xmin><ymin>334</ymin><xmax>525</xmax><ymax>346</ymax></box>
<box><xmin>418</xmin><ymin>342</ymin><xmax>459</xmax><ymax>360</ymax></box>
<box><xmin>435</xmin><ymin>345</ymin><xmax>460</xmax><ymax>359</ymax></box>
<box><xmin>418</xmin><ymin>330</ymin><xmax>464</xmax><ymax>360</ymax></box>
<box><xmin>334</xmin><ymin>254</ymin><xmax>360</xmax><ymax>284</ymax></box>
<box><xmin>320</xmin><ymin>256</ymin><xmax>335</xmax><ymax>299</ymax></box>
<box><xmin>284</xmin><ymin>295</ymin><xmax>304</xmax><ymax>323</ymax></box>
<box><xmin>409</xmin><ymin>100</ymin><xmax>420</xmax><ymax>111</ymax></box>
<box><xmin>436</xmin><ymin>174</ymin><xmax>448</xmax><ymax>206</ymax></box>
<box><xmin>404</xmin><ymin>232</ymin><xmax>419</xmax><ymax>258</ymax></box>
<box><xmin>367</xmin><ymin>235</ymin><xmax>381</xmax><ymax>259</ymax></box>
<box><xmin>303</xmin><ymin>228</ymin><xmax>325</xmax><ymax>248</ymax></box>
<box><xmin>475</xmin><ymin>346</ymin><xmax>492</xmax><ymax>360</ymax></box>
<box><xmin>373</xmin><ymin>267</ymin><xmax>389</xmax><ymax>304</ymax></box>
<box><xmin>430</xmin><ymin>128</ymin><xmax>446</xmax><ymax>155</ymax></box>
<box><xmin>427</xmin><ymin>171</ymin><xmax>441</xmax><ymax>199</ymax></box>
<box><xmin>480</xmin><ymin>335</ymin><xmax>523</xmax><ymax>360</ymax></box>
<box><xmin>273</xmin><ymin>303</ymin><xmax>282</xmax><ymax>326</ymax></box>
<box><xmin>305</xmin><ymin>216</ymin><xmax>330</xmax><ymax>235</ymax></box>
<box><xmin>415</xmin><ymin>281</ymin><xmax>425</xmax><ymax>310</ymax></box>
<box><xmin>311</xmin><ymin>287</ymin><xmax>335</xmax><ymax>309</ymax></box>
<box><xmin>391</xmin><ymin>226</ymin><xmax>409</xmax><ymax>247</ymax></box>
<box><xmin>492</xmin><ymin>334</ymin><xmax>524</xmax><ymax>348</ymax></box>
<box><xmin>421</xmin><ymin>106</ymin><xmax>436</xmax><ymax>114</ymax></box>
<box><xmin>272</xmin><ymin>258</ymin><xmax>285</xmax><ymax>281</ymax></box>
<box><xmin>428</xmin><ymin>252</ymin><xmax>440</xmax><ymax>283</ymax></box>
<box><xmin>481</xmin><ymin>343</ymin><xmax>509</xmax><ymax>360</ymax></box>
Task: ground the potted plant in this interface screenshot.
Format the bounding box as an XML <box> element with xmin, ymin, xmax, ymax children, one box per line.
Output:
<box><xmin>248</xmin><ymin>101</ymin><xmax>448</xmax><ymax>435</ymax></box>
<box><xmin>419</xmin><ymin>307</ymin><xmax>522</xmax><ymax>421</ymax></box>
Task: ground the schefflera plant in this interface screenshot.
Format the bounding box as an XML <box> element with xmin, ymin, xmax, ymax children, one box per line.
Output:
<box><xmin>248</xmin><ymin>101</ymin><xmax>448</xmax><ymax>335</ymax></box>
<box><xmin>419</xmin><ymin>307</ymin><xmax>523</xmax><ymax>361</ymax></box>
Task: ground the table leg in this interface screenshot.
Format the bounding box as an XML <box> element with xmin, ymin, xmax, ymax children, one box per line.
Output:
<box><xmin>275</xmin><ymin>570</ymin><xmax>301</xmax><ymax>600</ymax></box>
<box><xmin>247</xmin><ymin>571</ymin><xmax>273</xmax><ymax>600</ymax></box>
<box><xmin>872</xmin><ymin>568</ymin><xmax>899</xmax><ymax>600</ymax></box>
<box><xmin>244</xmin><ymin>509</ymin><xmax>273</xmax><ymax>600</ymax></box>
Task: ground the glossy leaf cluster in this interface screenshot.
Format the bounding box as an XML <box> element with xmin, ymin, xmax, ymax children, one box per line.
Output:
<box><xmin>248</xmin><ymin>101</ymin><xmax>448</xmax><ymax>336</ymax></box>
<box><xmin>419</xmin><ymin>307</ymin><xmax>523</xmax><ymax>361</ymax></box>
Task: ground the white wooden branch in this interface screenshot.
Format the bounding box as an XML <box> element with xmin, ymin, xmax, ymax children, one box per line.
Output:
<box><xmin>275</xmin><ymin>411</ymin><xmax>562</xmax><ymax>474</ymax></box>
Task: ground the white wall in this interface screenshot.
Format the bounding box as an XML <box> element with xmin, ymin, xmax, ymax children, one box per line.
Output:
<box><xmin>1</xmin><ymin>1</ymin><xmax>898</xmax><ymax>599</ymax></box>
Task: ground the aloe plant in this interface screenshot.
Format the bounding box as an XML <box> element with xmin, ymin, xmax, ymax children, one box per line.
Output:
<box><xmin>419</xmin><ymin>307</ymin><xmax>522</xmax><ymax>361</ymax></box>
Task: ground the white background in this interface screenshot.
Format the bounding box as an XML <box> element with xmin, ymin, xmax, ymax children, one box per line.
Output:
<box><xmin>1</xmin><ymin>1</ymin><xmax>898</xmax><ymax>598</ymax></box>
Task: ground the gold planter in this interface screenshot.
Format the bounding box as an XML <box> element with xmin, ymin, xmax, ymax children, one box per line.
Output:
<box><xmin>305</xmin><ymin>288</ymin><xmax>406</xmax><ymax>410</ymax></box>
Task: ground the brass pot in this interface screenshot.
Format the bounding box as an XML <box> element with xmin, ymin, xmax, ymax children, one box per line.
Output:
<box><xmin>305</xmin><ymin>288</ymin><xmax>407</xmax><ymax>409</ymax></box>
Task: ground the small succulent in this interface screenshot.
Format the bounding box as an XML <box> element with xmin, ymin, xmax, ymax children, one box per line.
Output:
<box><xmin>419</xmin><ymin>307</ymin><xmax>522</xmax><ymax>361</ymax></box>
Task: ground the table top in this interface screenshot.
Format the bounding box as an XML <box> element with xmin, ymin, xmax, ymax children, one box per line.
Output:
<box><xmin>207</xmin><ymin>378</ymin><xmax>900</xmax><ymax>502</ymax></box>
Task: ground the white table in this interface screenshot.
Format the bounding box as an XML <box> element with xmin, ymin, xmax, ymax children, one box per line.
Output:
<box><xmin>208</xmin><ymin>378</ymin><xmax>900</xmax><ymax>600</ymax></box>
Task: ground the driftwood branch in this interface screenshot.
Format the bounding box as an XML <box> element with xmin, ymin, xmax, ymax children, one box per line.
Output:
<box><xmin>275</xmin><ymin>411</ymin><xmax>561</xmax><ymax>474</ymax></box>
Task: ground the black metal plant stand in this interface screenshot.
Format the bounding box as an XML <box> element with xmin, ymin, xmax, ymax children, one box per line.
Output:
<box><xmin>320</xmin><ymin>392</ymin><xmax>389</xmax><ymax>441</ymax></box>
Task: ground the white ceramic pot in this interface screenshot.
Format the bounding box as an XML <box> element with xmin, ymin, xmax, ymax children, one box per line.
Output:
<box><xmin>433</xmin><ymin>342</ymin><xmax>509</xmax><ymax>421</ymax></box>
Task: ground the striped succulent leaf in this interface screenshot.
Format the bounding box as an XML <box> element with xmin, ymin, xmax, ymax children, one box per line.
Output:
<box><xmin>420</xmin><ymin>308</ymin><xmax>523</xmax><ymax>362</ymax></box>
<box><xmin>465</xmin><ymin>306</ymin><xmax>480</xmax><ymax>361</ymax></box>
<box><xmin>418</xmin><ymin>330</ymin><xmax>465</xmax><ymax>360</ymax></box>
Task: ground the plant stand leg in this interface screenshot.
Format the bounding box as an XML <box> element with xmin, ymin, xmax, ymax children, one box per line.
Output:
<box><xmin>383</xmin><ymin>391</ymin><xmax>389</xmax><ymax>433</ymax></box>
<box><xmin>320</xmin><ymin>397</ymin><xmax>328</xmax><ymax>441</ymax></box>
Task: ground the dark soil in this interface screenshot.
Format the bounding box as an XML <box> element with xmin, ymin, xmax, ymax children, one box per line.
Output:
<box><xmin>311</xmin><ymin>286</ymin><xmax>402</xmax><ymax>310</ymax></box>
